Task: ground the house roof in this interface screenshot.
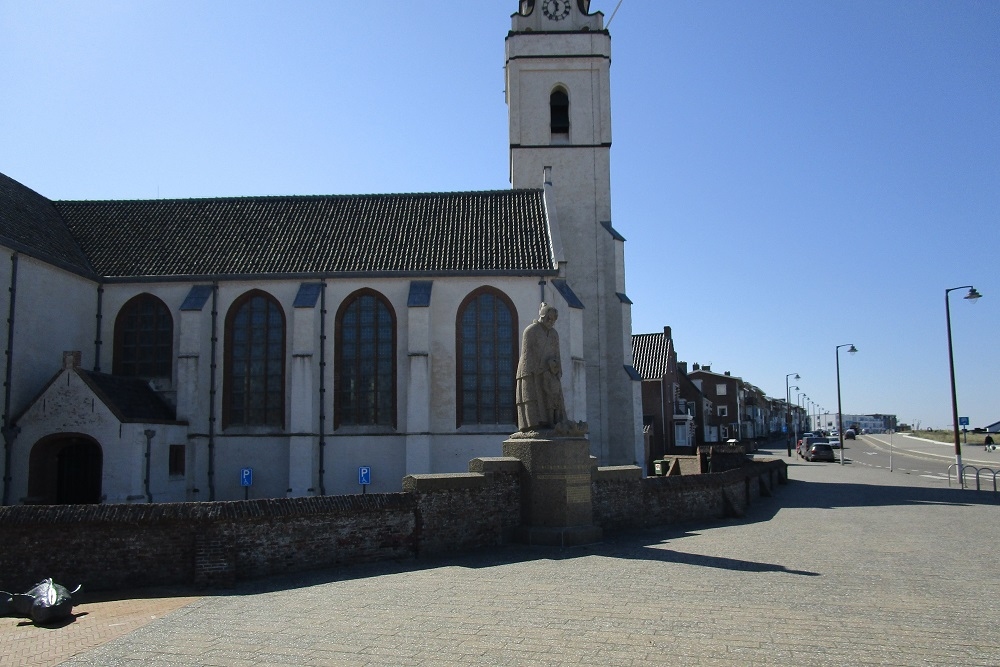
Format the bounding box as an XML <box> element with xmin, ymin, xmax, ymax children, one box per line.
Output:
<box><xmin>78</xmin><ymin>371</ymin><xmax>179</xmax><ymax>423</ymax></box>
<box><xmin>0</xmin><ymin>172</ymin><xmax>95</xmax><ymax>275</ymax></box>
<box><xmin>51</xmin><ymin>189</ymin><xmax>556</xmax><ymax>280</ymax></box>
<box><xmin>631</xmin><ymin>331</ymin><xmax>672</xmax><ymax>379</ymax></box>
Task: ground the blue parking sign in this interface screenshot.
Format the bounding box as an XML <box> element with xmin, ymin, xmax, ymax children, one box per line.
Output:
<box><xmin>359</xmin><ymin>466</ymin><xmax>371</xmax><ymax>485</ymax></box>
<box><xmin>240</xmin><ymin>467</ymin><xmax>253</xmax><ymax>487</ymax></box>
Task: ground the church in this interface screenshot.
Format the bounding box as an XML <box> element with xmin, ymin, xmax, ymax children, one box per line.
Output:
<box><xmin>0</xmin><ymin>0</ymin><xmax>644</xmax><ymax>505</ymax></box>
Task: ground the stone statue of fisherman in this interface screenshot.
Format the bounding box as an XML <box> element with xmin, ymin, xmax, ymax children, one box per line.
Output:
<box><xmin>516</xmin><ymin>303</ymin><xmax>567</xmax><ymax>432</ymax></box>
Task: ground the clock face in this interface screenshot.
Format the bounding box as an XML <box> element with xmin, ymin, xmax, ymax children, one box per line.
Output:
<box><xmin>542</xmin><ymin>0</ymin><xmax>571</xmax><ymax>21</ymax></box>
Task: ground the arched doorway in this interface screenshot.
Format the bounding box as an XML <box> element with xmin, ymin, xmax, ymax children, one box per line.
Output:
<box><xmin>27</xmin><ymin>435</ymin><xmax>103</xmax><ymax>504</ymax></box>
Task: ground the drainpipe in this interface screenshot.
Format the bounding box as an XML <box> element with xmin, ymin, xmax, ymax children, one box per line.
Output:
<box><xmin>318</xmin><ymin>280</ymin><xmax>327</xmax><ymax>495</ymax></box>
<box><xmin>208</xmin><ymin>283</ymin><xmax>218</xmax><ymax>501</ymax></box>
<box><xmin>143</xmin><ymin>429</ymin><xmax>155</xmax><ymax>503</ymax></box>
<box><xmin>2</xmin><ymin>253</ymin><xmax>19</xmax><ymax>506</ymax></box>
<box><xmin>94</xmin><ymin>284</ymin><xmax>104</xmax><ymax>372</ymax></box>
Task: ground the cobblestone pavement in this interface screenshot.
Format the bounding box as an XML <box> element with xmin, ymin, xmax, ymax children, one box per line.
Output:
<box><xmin>5</xmin><ymin>453</ymin><xmax>999</xmax><ymax>666</ymax></box>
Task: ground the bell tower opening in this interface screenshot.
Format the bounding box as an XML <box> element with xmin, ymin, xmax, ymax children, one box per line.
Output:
<box><xmin>550</xmin><ymin>88</ymin><xmax>570</xmax><ymax>138</ymax></box>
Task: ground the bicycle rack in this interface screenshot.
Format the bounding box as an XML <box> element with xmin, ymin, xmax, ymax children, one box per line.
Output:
<box><xmin>973</xmin><ymin>467</ymin><xmax>998</xmax><ymax>493</ymax></box>
<box><xmin>949</xmin><ymin>464</ymin><xmax>999</xmax><ymax>493</ymax></box>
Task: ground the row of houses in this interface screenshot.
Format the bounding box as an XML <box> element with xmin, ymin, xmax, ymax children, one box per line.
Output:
<box><xmin>633</xmin><ymin>326</ymin><xmax>817</xmax><ymax>471</ymax></box>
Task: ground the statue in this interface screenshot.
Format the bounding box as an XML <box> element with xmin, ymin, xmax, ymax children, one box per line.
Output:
<box><xmin>516</xmin><ymin>303</ymin><xmax>567</xmax><ymax>432</ymax></box>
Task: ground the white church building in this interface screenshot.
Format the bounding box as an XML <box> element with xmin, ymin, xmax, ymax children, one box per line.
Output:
<box><xmin>0</xmin><ymin>0</ymin><xmax>644</xmax><ymax>505</ymax></box>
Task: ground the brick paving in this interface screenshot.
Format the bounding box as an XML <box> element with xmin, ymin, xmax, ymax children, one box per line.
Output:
<box><xmin>0</xmin><ymin>589</ymin><xmax>199</xmax><ymax>667</ymax></box>
<box><xmin>4</xmin><ymin>449</ymin><xmax>999</xmax><ymax>666</ymax></box>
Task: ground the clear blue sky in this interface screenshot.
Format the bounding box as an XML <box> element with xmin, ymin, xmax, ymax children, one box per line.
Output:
<box><xmin>2</xmin><ymin>1</ymin><xmax>997</xmax><ymax>430</ymax></box>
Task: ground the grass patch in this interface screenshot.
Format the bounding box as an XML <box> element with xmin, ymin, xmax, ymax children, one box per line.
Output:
<box><xmin>902</xmin><ymin>429</ymin><xmax>995</xmax><ymax>445</ymax></box>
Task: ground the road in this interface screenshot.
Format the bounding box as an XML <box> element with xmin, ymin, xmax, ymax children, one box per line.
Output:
<box><xmin>837</xmin><ymin>433</ymin><xmax>1000</xmax><ymax>489</ymax></box>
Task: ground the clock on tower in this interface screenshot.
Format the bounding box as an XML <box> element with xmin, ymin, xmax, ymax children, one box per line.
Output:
<box><xmin>541</xmin><ymin>0</ymin><xmax>572</xmax><ymax>21</ymax></box>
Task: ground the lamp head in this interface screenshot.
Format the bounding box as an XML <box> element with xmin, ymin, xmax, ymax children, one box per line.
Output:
<box><xmin>848</xmin><ymin>344</ymin><xmax>858</xmax><ymax>355</ymax></box>
<box><xmin>965</xmin><ymin>287</ymin><xmax>982</xmax><ymax>303</ymax></box>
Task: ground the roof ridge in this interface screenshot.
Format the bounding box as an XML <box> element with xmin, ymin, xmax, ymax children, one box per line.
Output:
<box><xmin>54</xmin><ymin>188</ymin><xmax>544</xmax><ymax>205</ymax></box>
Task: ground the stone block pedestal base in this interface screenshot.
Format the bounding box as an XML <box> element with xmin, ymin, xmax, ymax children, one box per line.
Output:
<box><xmin>502</xmin><ymin>436</ymin><xmax>602</xmax><ymax>546</ymax></box>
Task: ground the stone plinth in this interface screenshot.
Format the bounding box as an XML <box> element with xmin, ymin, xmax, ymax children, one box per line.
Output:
<box><xmin>502</xmin><ymin>436</ymin><xmax>602</xmax><ymax>546</ymax></box>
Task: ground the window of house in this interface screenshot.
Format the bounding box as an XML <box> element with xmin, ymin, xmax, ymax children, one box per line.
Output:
<box><xmin>225</xmin><ymin>291</ymin><xmax>285</xmax><ymax>427</ymax></box>
<box><xmin>457</xmin><ymin>288</ymin><xmax>517</xmax><ymax>426</ymax></box>
<box><xmin>336</xmin><ymin>289</ymin><xmax>396</xmax><ymax>428</ymax></box>
<box><xmin>113</xmin><ymin>294</ymin><xmax>173</xmax><ymax>378</ymax></box>
<box><xmin>550</xmin><ymin>89</ymin><xmax>569</xmax><ymax>135</ymax></box>
<box><xmin>169</xmin><ymin>444</ymin><xmax>185</xmax><ymax>477</ymax></box>
<box><xmin>718</xmin><ymin>405</ymin><xmax>728</xmax><ymax>417</ymax></box>
<box><xmin>716</xmin><ymin>383</ymin><xmax>727</xmax><ymax>396</ymax></box>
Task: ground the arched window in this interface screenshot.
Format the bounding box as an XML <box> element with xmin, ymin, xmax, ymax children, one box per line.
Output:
<box><xmin>336</xmin><ymin>289</ymin><xmax>396</xmax><ymax>428</ymax></box>
<box><xmin>225</xmin><ymin>291</ymin><xmax>285</xmax><ymax>427</ymax></box>
<box><xmin>456</xmin><ymin>288</ymin><xmax>518</xmax><ymax>426</ymax></box>
<box><xmin>113</xmin><ymin>294</ymin><xmax>173</xmax><ymax>379</ymax></box>
<box><xmin>550</xmin><ymin>88</ymin><xmax>569</xmax><ymax>136</ymax></box>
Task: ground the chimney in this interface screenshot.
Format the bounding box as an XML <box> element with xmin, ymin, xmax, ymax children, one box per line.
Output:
<box><xmin>63</xmin><ymin>351</ymin><xmax>82</xmax><ymax>370</ymax></box>
<box><xmin>663</xmin><ymin>326</ymin><xmax>672</xmax><ymax>340</ymax></box>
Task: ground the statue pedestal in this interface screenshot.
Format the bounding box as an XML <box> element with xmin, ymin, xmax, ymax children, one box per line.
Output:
<box><xmin>502</xmin><ymin>436</ymin><xmax>602</xmax><ymax>546</ymax></box>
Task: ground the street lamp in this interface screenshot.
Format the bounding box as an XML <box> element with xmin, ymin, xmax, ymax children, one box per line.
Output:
<box><xmin>836</xmin><ymin>343</ymin><xmax>858</xmax><ymax>464</ymax></box>
<box><xmin>798</xmin><ymin>392</ymin><xmax>807</xmax><ymax>453</ymax></box>
<box><xmin>946</xmin><ymin>285</ymin><xmax>982</xmax><ymax>487</ymax></box>
<box><xmin>785</xmin><ymin>373</ymin><xmax>799</xmax><ymax>456</ymax></box>
<box><xmin>789</xmin><ymin>385</ymin><xmax>799</xmax><ymax>455</ymax></box>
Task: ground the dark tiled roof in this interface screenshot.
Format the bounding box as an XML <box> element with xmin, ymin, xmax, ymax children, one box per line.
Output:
<box><xmin>631</xmin><ymin>332</ymin><xmax>671</xmax><ymax>379</ymax></box>
<box><xmin>0</xmin><ymin>172</ymin><xmax>94</xmax><ymax>274</ymax></box>
<box><xmin>53</xmin><ymin>190</ymin><xmax>555</xmax><ymax>279</ymax></box>
<box><xmin>79</xmin><ymin>371</ymin><xmax>178</xmax><ymax>423</ymax></box>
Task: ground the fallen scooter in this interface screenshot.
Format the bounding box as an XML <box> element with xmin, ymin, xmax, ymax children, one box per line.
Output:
<box><xmin>0</xmin><ymin>578</ymin><xmax>81</xmax><ymax>624</ymax></box>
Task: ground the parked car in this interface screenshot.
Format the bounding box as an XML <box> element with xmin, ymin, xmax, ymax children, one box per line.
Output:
<box><xmin>844</xmin><ymin>429</ymin><xmax>856</xmax><ymax>440</ymax></box>
<box><xmin>806</xmin><ymin>443</ymin><xmax>836</xmax><ymax>462</ymax></box>
<box><xmin>799</xmin><ymin>435</ymin><xmax>827</xmax><ymax>457</ymax></box>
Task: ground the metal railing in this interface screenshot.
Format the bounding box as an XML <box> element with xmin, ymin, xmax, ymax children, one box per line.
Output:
<box><xmin>947</xmin><ymin>464</ymin><xmax>999</xmax><ymax>493</ymax></box>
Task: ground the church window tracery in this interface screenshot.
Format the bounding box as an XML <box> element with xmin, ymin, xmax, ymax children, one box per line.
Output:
<box><xmin>456</xmin><ymin>287</ymin><xmax>517</xmax><ymax>426</ymax></box>
<box><xmin>113</xmin><ymin>293</ymin><xmax>173</xmax><ymax>379</ymax></box>
<box><xmin>224</xmin><ymin>290</ymin><xmax>285</xmax><ymax>427</ymax></box>
<box><xmin>335</xmin><ymin>289</ymin><xmax>396</xmax><ymax>428</ymax></box>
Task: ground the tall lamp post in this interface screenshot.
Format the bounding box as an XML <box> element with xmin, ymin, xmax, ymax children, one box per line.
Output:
<box><xmin>946</xmin><ymin>285</ymin><xmax>982</xmax><ymax>487</ymax></box>
<box><xmin>785</xmin><ymin>373</ymin><xmax>799</xmax><ymax>456</ymax></box>
<box><xmin>836</xmin><ymin>343</ymin><xmax>858</xmax><ymax>464</ymax></box>
<box><xmin>798</xmin><ymin>392</ymin><xmax>807</xmax><ymax>454</ymax></box>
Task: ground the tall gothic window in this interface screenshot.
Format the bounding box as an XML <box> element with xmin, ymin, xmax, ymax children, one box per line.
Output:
<box><xmin>550</xmin><ymin>88</ymin><xmax>570</xmax><ymax>136</ymax></box>
<box><xmin>336</xmin><ymin>290</ymin><xmax>396</xmax><ymax>428</ymax></box>
<box><xmin>456</xmin><ymin>288</ymin><xmax>517</xmax><ymax>426</ymax></box>
<box><xmin>225</xmin><ymin>291</ymin><xmax>285</xmax><ymax>427</ymax></box>
<box><xmin>113</xmin><ymin>294</ymin><xmax>173</xmax><ymax>379</ymax></box>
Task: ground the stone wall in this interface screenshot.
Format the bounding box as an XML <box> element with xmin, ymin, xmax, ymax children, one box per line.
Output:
<box><xmin>0</xmin><ymin>458</ymin><xmax>785</xmax><ymax>593</ymax></box>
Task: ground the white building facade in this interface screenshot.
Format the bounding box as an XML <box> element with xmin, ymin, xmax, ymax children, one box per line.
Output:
<box><xmin>0</xmin><ymin>0</ymin><xmax>643</xmax><ymax>505</ymax></box>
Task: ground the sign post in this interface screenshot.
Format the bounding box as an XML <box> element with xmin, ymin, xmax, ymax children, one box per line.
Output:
<box><xmin>358</xmin><ymin>466</ymin><xmax>371</xmax><ymax>494</ymax></box>
<box><xmin>240</xmin><ymin>467</ymin><xmax>253</xmax><ymax>500</ymax></box>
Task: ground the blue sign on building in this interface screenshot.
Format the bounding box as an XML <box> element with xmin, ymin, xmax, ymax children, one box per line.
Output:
<box><xmin>358</xmin><ymin>466</ymin><xmax>371</xmax><ymax>486</ymax></box>
<box><xmin>240</xmin><ymin>467</ymin><xmax>253</xmax><ymax>487</ymax></box>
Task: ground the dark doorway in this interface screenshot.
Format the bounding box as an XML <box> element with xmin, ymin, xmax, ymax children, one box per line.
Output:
<box><xmin>28</xmin><ymin>436</ymin><xmax>103</xmax><ymax>504</ymax></box>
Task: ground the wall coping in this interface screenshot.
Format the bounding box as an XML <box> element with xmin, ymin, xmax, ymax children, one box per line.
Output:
<box><xmin>593</xmin><ymin>465</ymin><xmax>643</xmax><ymax>481</ymax></box>
<box><xmin>402</xmin><ymin>472</ymin><xmax>487</xmax><ymax>493</ymax></box>
<box><xmin>468</xmin><ymin>457</ymin><xmax>522</xmax><ymax>474</ymax></box>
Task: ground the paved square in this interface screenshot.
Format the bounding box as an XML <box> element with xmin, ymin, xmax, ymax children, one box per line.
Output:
<box><xmin>5</xmin><ymin>449</ymin><xmax>999</xmax><ymax>666</ymax></box>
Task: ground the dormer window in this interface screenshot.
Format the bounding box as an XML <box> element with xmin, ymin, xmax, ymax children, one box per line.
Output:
<box><xmin>550</xmin><ymin>89</ymin><xmax>569</xmax><ymax>136</ymax></box>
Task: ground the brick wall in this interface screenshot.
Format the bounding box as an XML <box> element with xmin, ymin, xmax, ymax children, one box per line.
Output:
<box><xmin>0</xmin><ymin>458</ymin><xmax>785</xmax><ymax>593</ymax></box>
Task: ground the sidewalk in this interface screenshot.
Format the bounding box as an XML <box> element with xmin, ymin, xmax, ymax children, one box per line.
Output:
<box><xmin>5</xmin><ymin>459</ymin><xmax>999</xmax><ymax>666</ymax></box>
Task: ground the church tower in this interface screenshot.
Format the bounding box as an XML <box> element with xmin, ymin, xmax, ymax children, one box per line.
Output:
<box><xmin>506</xmin><ymin>0</ymin><xmax>644</xmax><ymax>466</ymax></box>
